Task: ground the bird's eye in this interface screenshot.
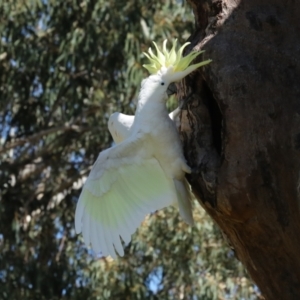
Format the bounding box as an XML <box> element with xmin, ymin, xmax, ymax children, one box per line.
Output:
<box><xmin>161</xmin><ymin>82</ymin><xmax>165</xmax><ymax>86</ymax></box>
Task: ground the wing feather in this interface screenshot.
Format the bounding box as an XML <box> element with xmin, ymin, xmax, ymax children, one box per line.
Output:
<box><xmin>108</xmin><ymin>112</ymin><xmax>134</xmax><ymax>144</ymax></box>
<box><xmin>87</xmin><ymin>193</ymin><xmax>109</xmax><ymax>256</ymax></box>
<box><xmin>107</xmin><ymin>196</ymin><xmax>124</xmax><ymax>256</ymax></box>
<box><xmin>110</xmin><ymin>189</ymin><xmax>133</xmax><ymax>245</ymax></box>
<box><xmin>106</xmin><ymin>194</ymin><xmax>128</xmax><ymax>258</ymax></box>
<box><xmin>75</xmin><ymin>147</ymin><xmax>177</xmax><ymax>257</ymax></box>
<box><xmin>122</xmin><ymin>160</ymin><xmax>176</xmax><ymax>210</ymax></box>
<box><xmin>95</xmin><ymin>219</ymin><xmax>108</xmax><ymax>256</ymax></box>
<box><xmin>117</xmin><ymin>169</ymin><xmax>153</xmax><ymax>214</ymax></box>
<box><xmin>75</xmin><ymin>192</ymin><xmax>86</xmax><ymax>233</ymax></box>
<box><xmin>91</xmin><ymin>220</ymin><xmax>101</xmax><ymax>254</ymax></box>
<box><xmin>100</xmin><ymin>200</ymin><xmax>115</xmax><ymax>258</ymax></box>
<box><xmin>82</xmin><ymin>206</ymin><xmax>91</xmax><ymax>247</ymax></box>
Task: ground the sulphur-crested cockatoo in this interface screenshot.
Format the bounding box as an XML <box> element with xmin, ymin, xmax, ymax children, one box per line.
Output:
<box><xmin>75</xmin><ymin>39</ymin><xmax>211</xmax><ymax>258</ymax></box>
<box><xmin>108</xmin><ymin>83</ymin><xmax>179</xmax><ymax>143</ymax></box>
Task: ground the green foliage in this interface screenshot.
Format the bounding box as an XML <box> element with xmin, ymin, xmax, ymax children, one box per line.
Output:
<box><xmin>0</xmin><ymin>0</ymin><xmax>259</xmax><ymax>299</ymax></box>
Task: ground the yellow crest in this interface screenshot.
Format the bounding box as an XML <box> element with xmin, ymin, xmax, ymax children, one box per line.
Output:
<box><xmin>143</xmin><ymin>39</ymin><xmax>212</xmax><ymax>74</ymax></box>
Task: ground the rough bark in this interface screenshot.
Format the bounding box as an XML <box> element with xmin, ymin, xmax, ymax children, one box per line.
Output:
<box><xmin>179</xmin><ymin>0</ymin><xmax>300</xmax><ymax>299</ymax></box>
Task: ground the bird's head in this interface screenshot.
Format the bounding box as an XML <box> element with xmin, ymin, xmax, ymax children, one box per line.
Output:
<box><xmin>143</xmin><ymin>39</ymin><xmax>212</xmax><ymax>86</ymax></box>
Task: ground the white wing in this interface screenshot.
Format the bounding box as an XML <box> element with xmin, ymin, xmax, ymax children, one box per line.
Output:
<box><xmin>75</xmin><ymin>138</ymin><xmax>177</xmax><ymax>258</ymax></box>
<box><xmin>108</xmin><ymin>112</ymin><xmax>134</xmax><ymax>144</ymax></box>
<box><xmin>108</xmin><ymin>109</ymin><xmax>180</xmax><ymax>144</ymax></box>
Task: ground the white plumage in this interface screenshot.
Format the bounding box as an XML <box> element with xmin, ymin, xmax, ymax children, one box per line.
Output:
<box><xmin>108</xmin><ymin>108</ymin><xmax>180</xmax><ymax>144</ymax></box>
<box><xmin>75</xmin><ymin>39</ymin><xmax>211</xmax><ymax>258</ymax></box>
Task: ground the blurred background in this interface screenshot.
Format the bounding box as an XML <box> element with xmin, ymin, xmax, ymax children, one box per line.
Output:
<box><xmin>0</xmin><ymin>0</ymin><xmax>259</xmax><ymax>299</ymax></box>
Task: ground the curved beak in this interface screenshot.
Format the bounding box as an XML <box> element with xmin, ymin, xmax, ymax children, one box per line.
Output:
<box><xmin>167</xmin><ymin>83</ymin><xmax>177</xmax><ymax>96</ymax></box>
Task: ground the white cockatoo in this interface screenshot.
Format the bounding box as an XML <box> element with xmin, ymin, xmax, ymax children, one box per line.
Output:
<box><xmin>108</xmin><ymin>83</ymin><xmax>179</xmax><ymax>143</ymax></box>
<box><xmin>75</xmin><ymin>39</ymin><xmax>212</xmax><ymax>258</ymax></box>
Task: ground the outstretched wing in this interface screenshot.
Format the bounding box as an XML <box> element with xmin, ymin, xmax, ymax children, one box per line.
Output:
<box><xmin>75</xmin><ymin>138</ymin><xmax>177</xmax><ymax>258</ymax></box>
<box><xmin>108</xmin><ymin>112</ymin><xmax>134</xmax><ymax>144</ymax></box>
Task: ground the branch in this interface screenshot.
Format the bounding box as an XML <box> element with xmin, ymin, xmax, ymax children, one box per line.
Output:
<box><xmin>0</xmin><ymin>124</ymin><xmax>80</xmax><ymax>154</ymax></box>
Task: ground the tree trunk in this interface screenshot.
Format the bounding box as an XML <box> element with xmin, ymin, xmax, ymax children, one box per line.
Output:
<box><xmin>179</xmin><ymin>0</ymin><xmax>300</xmax><ymax>298</ymax></box>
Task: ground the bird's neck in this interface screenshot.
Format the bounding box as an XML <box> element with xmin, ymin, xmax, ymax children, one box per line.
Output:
<box><xmin>135</xmin><ymin>88</ymin><xmax>167</xmax><ymax>118</ymax></box>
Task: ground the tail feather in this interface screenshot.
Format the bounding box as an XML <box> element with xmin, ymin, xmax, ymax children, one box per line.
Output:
<box><xmin>174</xmin><ymin>179</ymin><xmax>194</xmax><ymax>226</ymax></box>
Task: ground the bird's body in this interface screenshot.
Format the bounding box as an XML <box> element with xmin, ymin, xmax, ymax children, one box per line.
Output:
<box><xmin>133</xmin><ymin>78</ymin><xmax>190</xmax><ymax>176</ymax></box>
<box><xmin>108</xmin><ymin>107</ymin><xmax>180</xmax><ymax>144</ymax></box>
<box><xmin>75</xmin><ymin>39</ymin><xmax>211</xmax><ymax>258</ymax></box>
